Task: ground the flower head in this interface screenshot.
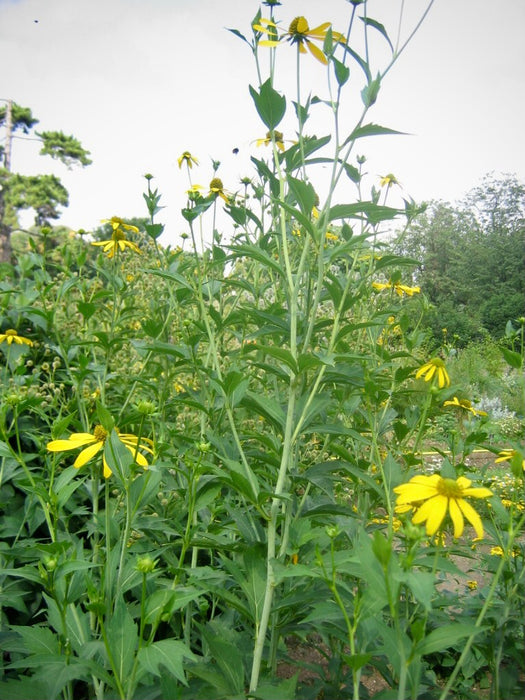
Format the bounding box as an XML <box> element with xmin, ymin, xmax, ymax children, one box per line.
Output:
<box><xmin>178</xmin><ymin>151</ymin><xmax>199</xmax><ymax>169</ymax></box>
<box><xmin>209</xmin><ymin>177</ymin><xmax>230</xmax><ymax>203</ymax></box>
<box><xmin>0</xmin><ymin>329</ymin><xmax>33</xmax><ymax>346</ymax></box>
<box><xmin>443</xmin><ymin>396</ymin><xmax>487</xmax><ymax>417</ymax></box>
<box><xmin>394</xmin><ymin>474</ymin><xmax>493</xmax><ymax>539</ymax></box>
<box><xmin>379</xmin><ymin>173</ymin><xmax>400</xmax><ymax>188</ymax></box>
<box><xmin>254</xmin><ymin>16</ymin><xmax>343</xmax><ymax>65</ymax></box>
<box><xmin>372</xmin><ymin>281</ymin><xmax>421</xmax><ymax>297</ymax></box>
<box><xmin>47</xmin><ymin>425</ymin><xmax>154</xmax><ymax>479</ymax></box>
<box><xmin>101</xmin><ymin>217</ymin><xmax>139</xmax><ymax>234</ymax></box>
<box><xmin>416</xmin><ymin>357</ymin><xmax>450</xmax><ymax>388</ymax></box>
<box><xmin>495</xmin><ymin>448</ymin><xmax>525</xmax><ymax>472</ymax></box>
<box><xmin>92</xmin><ymin>219</ymin><xmax>141</xmax><ymax>258</ymax></box>
<box><xmin>256</xmin><ymin>130</ymin><xmax>285</xmax><ymax>152</ymax></box>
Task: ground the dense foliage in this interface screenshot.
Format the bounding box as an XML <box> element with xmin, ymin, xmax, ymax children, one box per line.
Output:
<box><xmin>0</xmin><ymin>4</ymin><xmax>523</xmax><ymax>700</ymax></box>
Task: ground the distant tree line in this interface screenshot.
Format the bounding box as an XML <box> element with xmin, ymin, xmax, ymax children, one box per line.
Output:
<box><xmin>394</xmin><ymin>173</ymin><xmax>525</xmax><ymax>347</ymax></box>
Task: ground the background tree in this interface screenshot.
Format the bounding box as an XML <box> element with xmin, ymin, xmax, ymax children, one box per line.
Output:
<box><xmin>396</xmin><ymin>173</ymin><xmax>525</xmax><ymax>346</ymax></box>
<box><xmin>0</xmin><ymin>100</ymin><xmax>91</xmax><ymax>263</ymax></box>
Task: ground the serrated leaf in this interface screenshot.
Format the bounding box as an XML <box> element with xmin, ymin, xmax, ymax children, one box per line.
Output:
<box><xmin>137</xmin><ymin>639</ymin><xmax>196</xmax><ymax>685</ymax></box>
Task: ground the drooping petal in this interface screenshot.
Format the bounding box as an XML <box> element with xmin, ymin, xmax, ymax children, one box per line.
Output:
<box><xmin>74</xmin><ymin>442</ymin><xmax>103</xmax><ymax>469</ymax></box>
<box><xmin>413</xmin><ymin>495</ymin><xmax>447</xmax><ymax>535</ymax></box>
<box><xmin>307</xmin><ymin>40</ymin><xmax>328</xmax><ymax>65</ymax></box>
<box><xmin>102</xmin><ymin>455</ymin><xmax>113</xmax><ymax>479</ymax></box>
<box><xmin>457</xmin><ymin>498</ymin><xmax>484</xmax><ymax>539</ymax></box>
<box><xmin>448</xmin><ymin>498</ymin><xmax>465</xmax><ymax>538</ymax></box>
<box><xmin>120</xmin><ymin>435</ymin><xmax>154</xmax><ymax>454</ymax></box>
<box><xmin>125</xmin><ymin>446</ymin><xmax>149</xmax><ymax>467</ymax></box>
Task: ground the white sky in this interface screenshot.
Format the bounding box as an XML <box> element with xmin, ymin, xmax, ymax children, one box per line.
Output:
<box><xmin>1</xmin><ymin>0</ymin><xmax>524</xmax><ymax>246</ymax></box>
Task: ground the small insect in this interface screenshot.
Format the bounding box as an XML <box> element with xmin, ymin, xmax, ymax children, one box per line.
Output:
<box><xmin>232</xmin><ymin>147</ymin><xmax>239</xmax><ymax>155</ymax></box>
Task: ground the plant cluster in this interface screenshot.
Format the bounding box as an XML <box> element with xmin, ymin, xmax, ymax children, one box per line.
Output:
<box><xmin>0</xmin><ymin>3</ymin><xmax>524</xmax><ymax>699</ymax></box>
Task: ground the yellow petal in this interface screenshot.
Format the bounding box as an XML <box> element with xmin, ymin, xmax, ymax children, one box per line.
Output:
<box><xmin>307</xmin><ymin>41</ymin><xmax>328</xmax><ymax>64</ymax></box>
<box><xmin>74</xmin><ymin>442</ymin><xmax>103</xmax><ymax>469</ymax></box>
<box><xmin>47</xmin><ymin>434</ymin><xmax>97</xmax><ymax>451</ymax></box>
<box><xmin>102</xmin><ymin>455</ymin><xmax>113</xmax><ymax>478</ymax></box>
<box><xmin>448</xmin><ymin>498</ymin><xmax>464</xmax><ymax>538</ymax></box>
<box><xmin>413</xmin><ymin>495</ymin><xmax>447</xmax><ymax>536</ymax></box>
<box><xmin>462</xmin><ymin>486</ymin><xmax>493</xmax><ymax>499</ymax></box>
<box><xmin>309</xmin><ymin>22</ymin><xmax>331</xmax><ymax>36</ymax></box>
<box><xmin>457</xmin><ymin>499</ymin><xmax>484</xmax><ymax>539</ymax></box>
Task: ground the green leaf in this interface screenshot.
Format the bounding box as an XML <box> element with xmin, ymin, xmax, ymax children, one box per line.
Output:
<box><xmin>500</xmin><ymin>346</ymin><xmax>523</xmax><ymax>369</ymax></box>
<box><xmin>254</xmin><ymin>344</ymin><xmax>298</xmax><ymax>374</ymax></box>
<box><xmin>144</xmin><ymin>223</ymin><xmax>164</xmax><ymax>240</ymax></box>
<box><xmin>0</xmin><ymin>677</ymin><xmax>49</xmax><ymax>700</ymax></box>
<box><xmin>137</xmin><ymin>639</ymin><xmax>196</xmax><ymax>685</ymax></box>
<box><xmin>332</xmin><ymin>57</ymin><xmax>350</xmax><ymax>86</ymax></box>
<box><xmin>339</xmin><ymin>44</ymin><xmax>371</xmax><ymax>82</ymax></box>
<box><xmin>286</xmin><ymin>175</ymin><xmax>317</xmax><ymax>216</ymax></box>
<box><xmin>227</xmin><ymin>243</ymin><xmax>286</xmax><ymax>278</ymax></box>
<box><xmin>360</xmin><ymin>17</ymin><xmax>394</xmax><ymax>52</ymax></box>
<box><xmin>241</xmin><ymin>392</ymin><xmax>286</xmax><ymax>432</ymax></box>
<box><xmin>328</xmin><ymin>202</ymin><xmax>401</xmax><ymax>224</ymax></box>
<box><xmin>106</xmin><ymin>597</ymin><xmax>138</xmax><ymax>685</ymax></box>
<box><xmin>11</xmin><ymin>625</ymin><xmax>59</xmax><ymax>655</ymax></box>
<box><xmin>104</xmin><ymin>429</ymin><xmax>134</xmax><ymax>483</ymax></box>
<box><xmin>415</xmin><ymin>623</ymin><xmax>486</xmax><ymax>656</ymax></box>
<box><xmin>361</xmin><ymin>75</ymin><xmax>381</xmax><ymax>107</ymax></box>
<box><xmin>249</xmin><ymin>79</ymin><xmax>286</xmax><ymax>129</ymax></box>
<box><xmin>345</xmin><ymin>122</ymin><xmax>406</xmax><ymax>145</ymax></box>
<box><xmin>201</xmin><ymin>627</ymin><xmax>246</xmax><ymax>695</ymax></box>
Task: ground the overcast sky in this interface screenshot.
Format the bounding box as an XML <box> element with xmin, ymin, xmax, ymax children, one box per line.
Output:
<box><xmin>1</xmin><ymin>0</ymin><xmax>524</xmax><ymax>246</ymax></box>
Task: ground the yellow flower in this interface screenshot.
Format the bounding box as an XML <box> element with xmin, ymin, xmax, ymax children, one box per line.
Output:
<box><xmin>47</xmin><ymin>425</ymin><xmax>154</xmax><ymax>479</ymax></box>
<box><xmin>325</xmin><ymin>231</ymin><xmax>339</xmax><ymax>242</ymax></box>
<box><xmin>394</xmin><ymin>474</ymin><xmax>493</xmax><ymax>539</ymax></box>
<box><xmin>209</xmin><ymin>177</ymin><xmax>230</xmax><ymax>203</ymax></box>
<box><xmin>416</xmin><ymin>357</ymin><xmax>450</xmax><ymax>388</ymax></box>
<box><xmin>255</xmin><ymin>16</ymin><xmax>343</xmax><ymax>65</ymax></box>
<box><xmin>186</xmin><ymin>184</ymin><xmax>204</xmax><ymax>195</ymax></box>
<box><xmin>379</xmin><ymin>173</ymin><xmax>400</xmax><ymax>188</ymax></box>
<box><xmin>256</xmin><ymin>130</ymin><xmax>285</xmax><ymax>152</ymax></box>
<box><xmin>372</xmin><ymin>281</ymin><xmax>421</xmax><ymax>296</ymax></box>
<box><xmin>101</xmin><ymin>217</ymin><xmax>140</xmax><ymax>235</ymax></box>
<box><xmin>466</xmin><ymin>580</ymin><xmax>478</xmax><ymax>590</ymax></box>
<box><xmin>178</xmin><ymin>151</ymin><xmax>199</xmax><ymax>169</ymax></box>
<box><xmin>92</xmin><ymin>232</ymin><xmax>141</xmax><ymax>258</ymax></box>
<box><xmin>443</xmin><ymin>396</ymin><xmax>487</xmax><ymax>417</ymax></box>
<box><xmin>0</xmin><ymin>329</ymin><xmax>33</xmax><ymax>346</ymax></box>
<box><xmin>495</xmin><ymin>449</ymin><xmax>525</xmax><ymax>471</ymax></box>
<box><xmin>490</xmin><ymin>545</ymin><xmax>519</xmax><ymax>558</ymax></box>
